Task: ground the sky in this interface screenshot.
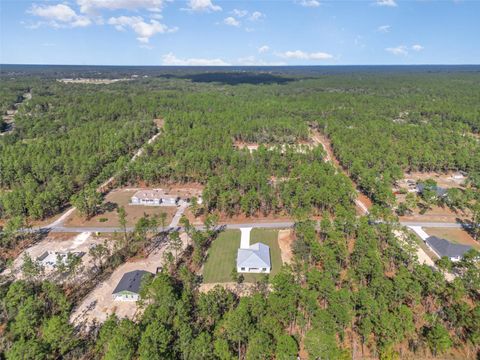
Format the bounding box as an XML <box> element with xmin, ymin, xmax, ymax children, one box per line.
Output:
<box><xmin>0</xmin><ymin>0</ymin><xmax>479</xmax><ymax>66</ymax></box>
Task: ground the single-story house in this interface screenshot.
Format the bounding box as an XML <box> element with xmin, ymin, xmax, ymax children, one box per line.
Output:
<box><xmin>131</xmin><ymin>190</ymin><xmax>179</xmax><ymax>206</ymax></box>
<box><xmin>425</xmin><ymin>236</ymin><xmax>472</xmax><ymax>262</ymax></box>
<box><xmin>37</xmin><ymin>251</ymin><xmax>85</xmax><ymax>269</ymax></box>
<box><xmin>112</xmin><ymin>270</ymin><xmax>153</xmax><ymax>301</ymax></box>
<box><xmin>236</xmin><ymin>227</ymin><xmax>271</xmax><ymax>273</ymax></box>
<box><xmin>416</xmin><ymin>184</ymin><xmax>447</xmax><ymax>197</ymax></box>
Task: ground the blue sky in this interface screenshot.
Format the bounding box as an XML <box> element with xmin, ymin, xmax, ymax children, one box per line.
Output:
<box><xmin>1</xmin><ymin>0</ymin><xmax>479</xmax><ymax>65</ymax></box>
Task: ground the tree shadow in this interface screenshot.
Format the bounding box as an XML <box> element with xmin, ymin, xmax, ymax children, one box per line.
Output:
<box><xmin>162</xmin><ymin>72</ymin><xmax>296</xmax><ymax>85</ymax></box>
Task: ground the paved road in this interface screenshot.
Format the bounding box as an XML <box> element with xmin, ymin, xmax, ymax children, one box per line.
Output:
<box><xmin>45</xmin><ymin>221</ymin><xmax>296</xmax><ymax>233</ymax></box>
<box><xmin>400</xmin><ymin>221</ymin><xmax>465</xmax><ymax>229</ymax></box>
<box><xmin>35</xmin><ymin>220</ymin><xmax>467</xmax><ymax>234</ymax></box>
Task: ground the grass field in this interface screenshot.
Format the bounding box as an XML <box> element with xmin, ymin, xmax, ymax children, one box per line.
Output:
<box><xmin>202</xmin><ymin>228</ymin><xmax>283</xmax><ymax>283</ymax></box>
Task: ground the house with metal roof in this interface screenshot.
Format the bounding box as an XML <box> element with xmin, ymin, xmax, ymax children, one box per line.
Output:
<box><xmin>112</xmin><ymin>270</ymin><xmax>153</xmax><ymax>301</ymax></box>
<box><xmin>425</xmin><ymin>236</ymin><xmax>472</xmax><ymax>262</ymax></box>
<box><xmin>131</xmin><ymin>189</ymin><xmax>179</xmax><ymax>206</ymax></box>
<box><xmin>236</xmin><ymin>228</ymin><xmax>271</xmax><ymax>273</ymax></box>
<box><xmin>37</xmin><ymin>251</ymin><xmax>85</xmax><ymax>270</ymax></box>
<box><xmin>416</xmin><ymin>183</ymin><xmax>448</xmax><ymax>197</ymax></box>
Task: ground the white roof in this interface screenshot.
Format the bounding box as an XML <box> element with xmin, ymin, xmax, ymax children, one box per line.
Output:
<box><xmin>131</xmin><ymin>189</ymin><xmax>177</xmax><ymax>200</ymax></box>
<box><xmin>237</xmin><ymin>243</ymin><xmax>271</xmax><ymax>269</ymax></box>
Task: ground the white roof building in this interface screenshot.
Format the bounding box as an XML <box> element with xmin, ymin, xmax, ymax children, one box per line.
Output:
<box><xmin>37</xmin><ymin>251</ymin><xmax>85</xmax><ymax>269</ymax></box>
<box><xmin>236</xmin><ymin>228</ymin><xmax>271</xmax><ymax>273</ymax></box>
<box><xmin>131</xmin><ymin>189</ymin><xmax>178</xmax><ymax>206</ymax></box>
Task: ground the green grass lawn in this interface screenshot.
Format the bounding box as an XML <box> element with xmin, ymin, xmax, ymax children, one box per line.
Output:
<box><xmin>202</xmin><ymin>228</ymin><xmax>283</xmax><ymax>283</ymax></box>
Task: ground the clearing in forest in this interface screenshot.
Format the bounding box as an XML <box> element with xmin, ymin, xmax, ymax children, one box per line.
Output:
<box><xmin>64</xmin><ymin>189</ymin><xmax>177</xmax><ymax>228</ymax></box>
<box><xmin>202</xmin><ymin>229</ymin><xmax>283</xmax><ymax>284</ymax></box>
<box><xmin>394</xmin><ymin>171</ymin><xmax>467</xmax><ymax>194</ymax></box>
<box><xmin>71</xmin><ymin>232</ymin><xmax>190</xmax><ymax>331</ymax></box>
<box><xmin>1</xmin><ymin>232</ymin><xmax>108</xmax><ymax>281</ymax></box>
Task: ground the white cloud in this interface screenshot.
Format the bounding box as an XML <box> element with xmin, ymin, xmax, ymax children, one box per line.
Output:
<box><xmin>374</xmin><ymin>0</ymin><xmax>397</xmax><ymax>7</ymax></box>
<box><xmin>231</xmin><ymin>9</ymin><xmax>248</xmax><ymax>18</ymax></box>
<box><xmin>249</xmin><ymin>11</ymin><xmax>264</xmax><ymax>21</ymax></box>
<box><xmin>108</xmin><ymin>16</ymin><xmax>177</xmax><ymax>43</ymax></box>
<box><xmin>258</xmin><ymin>45</ymin><xmax>270</xmax><ymax>54</ymax></box>
<box><xmin>278</xmin><ymin>50</ymin><xmax>333</xmax><ymax>60</ymax></box>
<box><xmin>77</xmin><ymin>0</ymin><xmax>168</xmax><ymax>14</ymax></box>
<box><xmin>28</xmin><ymin>3</ymin><xmax>91</xmax><ymax>28</ymax></box>
<box><xmin>412</xmin><ymin>44</ymin><xmax>424</xmax><ymax>51</ymax></box>
<box><xmin>385</xmin><ymin>45</ymin><xmax>408</xmax><ymax>56</ymax></box>
<box><xmin>223</xmin><ymin>16</ymin><xmax>240</xmax><ymax>27</ymax></box>
<box><xmin>236</xmin><ymin>56</ymin><xmax>286</xmax><ymax>66</ymax></box>
<box><xmin>185</xmin><ymin>0</ymin><xmax>222</xmax><ymax>12</ymax></box>
<box><xmin>162</xmin><ymin>52</ymin><xmax>229</xmax><ymax>66</ymax></box>
<box><xmin>377</xmin><ymin>25</ymin><xmax>391</xmax><ymax>33</ymax></box>
<box><xmin>296</xmin><ymin>0</ymin><xmax>321</xmax><ymax>7</ymax></box>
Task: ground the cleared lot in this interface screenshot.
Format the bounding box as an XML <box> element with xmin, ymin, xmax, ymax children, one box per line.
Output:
<box><xmin>1</xmin><ymin>232</ymin><xmax>106</xmax><ymax>281</ymax></box>
<box><xmin>71</xmin><ymin>232</ymin><xmax>190</xmax><ymax>330</ymax></box>
<box><xmin>64</xmin><ymin>189</ymin><xmax>177</xmax><ymax>228</ymax></box>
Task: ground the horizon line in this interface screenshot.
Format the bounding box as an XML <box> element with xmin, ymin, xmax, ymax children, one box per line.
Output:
<box><xmin>1</xmin><ymin>63</ymin><xmax>480</xmax><ymax>68</ymax></box>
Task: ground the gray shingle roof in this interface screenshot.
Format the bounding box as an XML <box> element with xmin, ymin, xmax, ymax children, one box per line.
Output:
<box><xmin>237</xmin><ymin>243</ymin><xmax>271</xmax><ymax>269</ymax></box>
<box><xmin>112</xmin><ymin>270</ymin><xmax>153</xmax><ymax>295</ymax></box>
<box><xmin>425</xmin><ymin>236</ymin><xmax>472</xmax><ymax>259</ymax></box>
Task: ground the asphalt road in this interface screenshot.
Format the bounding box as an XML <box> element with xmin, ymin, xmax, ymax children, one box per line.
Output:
<box><xmin>37</xmin><ymin>220</ymin><xmax>466</xmax><ymax>233</ymax></box>
<box><xmin>399</xmin><ymin>221</ymin><xmax>465</xmax><ymax>229</ymax></box>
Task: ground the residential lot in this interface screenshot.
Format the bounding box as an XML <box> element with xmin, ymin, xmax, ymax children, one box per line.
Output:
<box><xmin>2</xmin><ymin>232</ymin><xmax>107</xmax><ymax>281</ymax></box>
<box><xmin>64</xmin><ymin>189</ymin><xmax>177</xmax><ymax>228</ymax></box>
<box><xmin>71</xmin><ymin>232</ymin><xmax>190</xmax><ymax>330</ymax></box>
<box><xmin>424</xmin><ymin>227</ymin><xmax>480</xmax><ymax>250</ymax></box>
<box><xmin>400</xmin><ymin>205</ymin><xmax>470</xmax><ymax>223</ymax></box>
<box><xmin>395</xmin><ymin>171</ymin><xmax>467</xmax><ymax>191</ymax></box>
<box><xmin>202</xmin><ymin>228</ymin><xmax>283</xmax><ymax>283</ymax></box>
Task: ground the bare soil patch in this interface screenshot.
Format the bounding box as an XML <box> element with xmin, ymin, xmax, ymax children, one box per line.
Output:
<box><xmin>424</xmin><ymin>227</ymin><xmax>480</xmax><ymax>250</ymax></box>
<box><xmin>153</xmin><ymin>118</ymin><xmax>165</xmax><ymax>129</ymax></box>
<box><xmin>198</xmin><ymin>282</ymin><xmax>269</xmax><ymax>297</ymax></box>
<box><xmin>400</xmin><ymin>205</ymin><xmax>470</xmax><ymax>223</ymax></box>
<box><xmin>2</xmin><ymin>232</ymin><xmax>110</xmax><ymax>281</ymax></box>
<box><xmin>186</xmin><ymin>209</ymin><xmax>294</xmax><ymax>226</ymax></box>
<box><xmin>64</xmin><ymin>189</ymin><xmax>177</xmax><ymax>228</ymax></box>
<box><xmin>278</xmin><ymin>229</ymin><xmax>294</xmax><ymax>264</ymax></box>
<box><xmin>233</xmin><ymin>141</ymin><xmax>259</xmax><ymax>153</ymax></box>
<box><xmin>396</xmin><ymin>171</ymin><xmax>467</xmax><ymax>191</ymax></box>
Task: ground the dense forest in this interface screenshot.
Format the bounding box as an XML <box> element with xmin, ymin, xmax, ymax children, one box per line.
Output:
<box><xmin>1</xmin><ymin>217</ymin><xmax>479</xmax><ymax>359</ymax></box>
<box><xmin>0</xmin><ymin>79</ymin><xmax>157</xmax><ymax>219</ymax></box>
<box><xmin>1</xmin><ymin>66</ymin><xmax>479</xmax><ymax>359</ymax></box>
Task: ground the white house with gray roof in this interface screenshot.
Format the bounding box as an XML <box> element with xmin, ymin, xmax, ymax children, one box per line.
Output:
<box><xmin>112</xmin><ymin>270</ymin><xmax>153</xmax><ymax>301</ymax></box>
<box><xmin>236</xmin><ymin>228</ymin><xmax>271</xmax><ymax>273</ymax></box>
<box><xmin>425</xmin><ymin>236</ymin><xmax>472</xmax><ymax>262</ymax></box>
